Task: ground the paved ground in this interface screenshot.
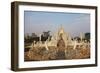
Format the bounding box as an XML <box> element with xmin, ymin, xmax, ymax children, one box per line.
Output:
<box><xmin>24</xmin><ymin>46</ymin><xmax>90</xmax><ymax>61</ymax></box>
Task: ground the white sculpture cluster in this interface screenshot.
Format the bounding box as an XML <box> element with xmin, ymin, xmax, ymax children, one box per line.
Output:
<box><xmin>31</xmin><ymin>25</ymin><xmax>90</xmax><ymax>51</ymax></box>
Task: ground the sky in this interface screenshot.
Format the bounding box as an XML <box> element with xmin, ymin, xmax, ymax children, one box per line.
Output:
<box><xmin>24</xmin><ymin>11</ymin><xmax>90</xmax><ymax>37</ymax></box>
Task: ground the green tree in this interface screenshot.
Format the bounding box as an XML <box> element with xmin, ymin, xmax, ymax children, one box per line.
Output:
<box><xmin>85</xmin><ymin>33</ymin><xmax>90</xmax><ymax>42</ymax></box>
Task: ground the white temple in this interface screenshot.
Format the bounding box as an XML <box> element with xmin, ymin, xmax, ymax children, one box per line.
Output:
<box><xmin>31</xmin><ymin>25</ymin><xmax>90</xmax><ymax>50</ymax></box>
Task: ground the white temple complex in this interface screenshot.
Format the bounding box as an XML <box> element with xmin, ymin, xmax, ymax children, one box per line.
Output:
<box><xmin>31</xmin><ymin>25</ymin><xmax>90</xmax><ymax>50</ymax></box>
<box><xmin>26</xmin><ymin>25</ymin><xmax>90</xmax><ymax>61</ymax></box>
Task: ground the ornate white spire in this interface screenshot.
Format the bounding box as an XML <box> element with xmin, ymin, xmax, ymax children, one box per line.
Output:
<box><xmin>58</xmin><ymin>24</ymin><xmax>64</xmax><ymax>36</ymax></box>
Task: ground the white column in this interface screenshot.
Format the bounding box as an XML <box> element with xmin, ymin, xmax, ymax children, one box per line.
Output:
<box><xmin>73</xmin><ymin>40</ymin><xmax>77</xmax><ymax>50</ymax></box>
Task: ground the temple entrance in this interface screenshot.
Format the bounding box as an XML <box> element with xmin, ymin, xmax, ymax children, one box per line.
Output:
<box><xmin>57</xmin><ymin>34</ymin><xmax>65</xmax><ymax>50</ymax></box>
<box><xmin>56</xmin><ymin>33</ymin><xmax>66</xmax><ymax>59</ymax></box>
